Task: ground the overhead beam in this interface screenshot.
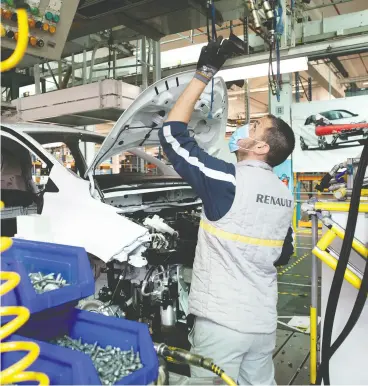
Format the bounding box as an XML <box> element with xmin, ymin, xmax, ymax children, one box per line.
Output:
<box><xmin>161</xmin><ymin>34</ymin><xmax>368</xmax><ymax>77</ymax></box>
<box><xmin>329</xmin><ymin>56</ymin><xmax>358</xmax><ymax>89</ymax></box>
<box><xmin>308</xmin><ymin>63</ymin><xmax>345</xmax><ymax>98</ymax></box>
<box><xmin>68</xmin><ymin>12</ymin><xmax>164</xmax><ymax>41</ymax></box>
<box><xmin>78</xmin><ymin>33</ymin><xmax>368</xmax><ymax>88</ymax></box>
<box><xmin>337</xmin><ymin>75</ymin><xmax>368</xmax><ymax>84</ymax></box>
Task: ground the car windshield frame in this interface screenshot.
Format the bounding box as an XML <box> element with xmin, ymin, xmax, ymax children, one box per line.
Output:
<box><xmin>26</xmin><ymin>130</ymin><xmax>172</xmax><ymax>179</ymax></box>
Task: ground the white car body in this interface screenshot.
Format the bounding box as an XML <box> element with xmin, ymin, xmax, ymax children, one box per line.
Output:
<box><xmin>299</xmin><ymin>109</ymin><xmax>367</xmax><ymax>150</ymax></box>
<box><xmin>1</xmin><ymin>71</ymin><xmax>234</xmax><ymax>265</ymax></box>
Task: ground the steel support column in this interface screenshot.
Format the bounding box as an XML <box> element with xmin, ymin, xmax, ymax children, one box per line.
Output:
<box><xmin>34</xmin><ymin>64</ymin><xmax>41</xmax><ymax>95</ymax></box>
<box><xmin>153</xmin><ymin>39</ymin><xmax>161</xmax><ymax>83</ymax></box>
<box><xmin>71</xmin><ymin>53</ymin><xmax>75</xmax><ymax>87</ymax></box>
<box><xmin>244</xmin><ymin>79</ymin><xmax>250</xmax><ymax>124</ymax></box>
<box><xmin>81</xmin><ymin>125</ymin><xmax>97</xmax><ymax>166</ymax></box>
<box><xmin>308</xmin><ymin>77</ymin><xmax>312</xmax><ymax>101</ymax></box>
<box><xmin>141</xmin><ymin>37</ymin><xmax>148</xmax><ymax>89</ymax></box>
<box><xmin>295</xmin><ymin>71</ymin><xmax>300</xmax><ymax>103</ymax></box>
<box><xmin>82</xmin><ymin>49</ymin><xmax>87</xmax><ymax>85</ymax></box>
<box><xmin>269</xmin><ymin>73</ymin><xmax>292</xmax><ymax>125</ymax></box>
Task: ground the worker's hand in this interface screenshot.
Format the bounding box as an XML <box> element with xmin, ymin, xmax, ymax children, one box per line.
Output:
<box><xmin>194</xmin><ymin>36</ymin><xmax>233</xmax><ymax>84</ymax></box>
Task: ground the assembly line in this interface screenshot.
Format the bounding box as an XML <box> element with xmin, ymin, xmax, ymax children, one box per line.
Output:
<box><xmin>1</xmin><ymin>0</ymin><xmax>368</xmax><ymax>385</ymax></box>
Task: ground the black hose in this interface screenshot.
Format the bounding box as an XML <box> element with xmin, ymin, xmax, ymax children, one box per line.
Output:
<box><xmin>317</xmin><ymin>141</ymin><xmax>368</xmax><ymax>385</ymax></box>
<box><xmin>111</xmin><ymin>262</ymin><xmax>128</xmax><ymax>304</ymax></box>
<box><xmin>143</xmin><ymin>265</ymin><xmax>156</xmax><ymax>282</ymax></box>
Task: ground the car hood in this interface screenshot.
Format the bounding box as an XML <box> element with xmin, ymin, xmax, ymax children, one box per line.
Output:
<box><xmin>85</xmin><ymin>71</ymin><xmax>231</xmax><ymax>177</ymax></box>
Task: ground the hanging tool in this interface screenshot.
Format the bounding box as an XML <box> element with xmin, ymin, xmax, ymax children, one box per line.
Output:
<box><xmin>207</xmin><ymin>0</ymin><xmax>217</xmax><ymax>119</ymax></box>
<box><xmin>268</xmin><ymin>0</ymin><xmax>283</xmax><ymax>102</ymax></box>
<box><xmin>246</xmin><ymin>1</ymin><xmax>281</xmax><ymax>100</ymax></box>
<box><xmin>154</xmin><ymin>343</ymin><xmax>237</xmax><ymax>386</ymax></box>
<box><xmin>247</xmin><ymin>0</ymin><xmax>262</xmax><ymax>31</ymax></box>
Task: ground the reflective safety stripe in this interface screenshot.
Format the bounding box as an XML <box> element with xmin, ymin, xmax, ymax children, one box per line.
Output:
<box><xmin>200</xmin><ymin>220</ymin><xmax>284</xmax><ymax>247</ymax></box>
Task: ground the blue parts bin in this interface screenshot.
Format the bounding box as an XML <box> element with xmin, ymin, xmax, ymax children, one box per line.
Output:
<box><xmin>2</xmin><ymin>334</ymin><xmax>100</xmax><ymax>385</ymax></box>
<box><xmin>13</xmin><ymin>309</ymin><xmax>159</xmax><ymax>385</ymax></box>
<box><xmin>1</xmin><ymin>238</ymin><xmax>95</xmax><ymax>314</ymax></box>
<box><xmin>0</xmin><ymin>238</ymin><xmax>159</xmax><ymax>385</ymax></box>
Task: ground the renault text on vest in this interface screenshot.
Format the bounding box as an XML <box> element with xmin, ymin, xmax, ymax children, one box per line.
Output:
<box><xmin>256</xmin><ymin>194</ymin><xmax>292</xmax><ymax>208</ymax></box>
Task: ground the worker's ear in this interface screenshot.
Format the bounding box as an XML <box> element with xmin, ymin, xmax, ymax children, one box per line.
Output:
<box><xmin>253</xmin><ymin>142</ymin><xmax>270</xmax><ymax>155</ymax></box>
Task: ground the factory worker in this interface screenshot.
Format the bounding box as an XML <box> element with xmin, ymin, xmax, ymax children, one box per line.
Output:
<box><xmin>158</xmin><ymin>37</ymin><xmax>295</xmax><ymax>385</ymax></box>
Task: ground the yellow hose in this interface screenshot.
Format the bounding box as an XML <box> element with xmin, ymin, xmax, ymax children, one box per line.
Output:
<box><xmin>0</xmin><ymin>8</ymin><xmax>29</xmax><ymax>72</ymax></box>
<box><xmin>0</xmin><ymin>202</ymin><xmax>50</xmax><ymax>385</ymax></box>
<box><xmin>220</xmin><ymin>372</ymin><xmax>238</xmax><ymax>386</ymax></box>
<box><xmin>210</xmin><ymin>363</ymin><xmax>237</xmax><ymax>386</ymax></box>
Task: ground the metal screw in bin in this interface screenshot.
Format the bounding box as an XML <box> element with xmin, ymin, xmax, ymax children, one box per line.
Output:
<box><xmin>28</xmin><ymin>272</ymin><xmax>70</xmax><ymax>293</ymax></box>
<box><xmin>52</xmin><ymin>336</ymin><xmax>143</xmax><ymax>384</ymax></box>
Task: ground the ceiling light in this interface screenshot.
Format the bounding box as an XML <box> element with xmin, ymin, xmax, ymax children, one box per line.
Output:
<box><xmin>363</xmin><ymin>82</ymin><xmax>368</xmax><ymax>86</ymax></box>
<box><xmin>217</xmin><ymin>57</ymin><xmax>308</xmax><ymax>82</ymax></box>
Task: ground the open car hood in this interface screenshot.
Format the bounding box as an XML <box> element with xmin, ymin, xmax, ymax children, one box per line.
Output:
<box><xmin>85</xmin><ymin>71</ymin><xmax>232</xmax><ymax>176</ymax></box>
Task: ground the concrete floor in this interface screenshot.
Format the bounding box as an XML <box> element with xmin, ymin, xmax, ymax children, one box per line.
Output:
<box><xmin>274</xmin><ymin>230</ymin><xmax>321</xmax><ymax>385</ymax></box>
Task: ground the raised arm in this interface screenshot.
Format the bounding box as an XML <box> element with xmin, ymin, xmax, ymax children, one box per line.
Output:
<box><xmin>159</xmin><ymin>38</ymin><xmax>236</xmax><ymax>221</ymax></box>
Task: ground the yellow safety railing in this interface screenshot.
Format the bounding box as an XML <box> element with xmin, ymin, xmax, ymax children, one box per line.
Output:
<box><xmin>314</xmin><ymin>201</ymin><xmax>368</xmax><ymax>213</ymax></box>
<box><xmin>308</xmin><ymin>202</ymin><xmax>368</xmax><ymax>384</ymax></box>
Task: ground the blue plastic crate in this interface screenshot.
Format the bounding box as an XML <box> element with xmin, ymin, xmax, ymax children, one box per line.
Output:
<box><xmin>17</xmin><ymin>309</ymin><xmax>159</xmax><ymax>385</ymax></box>
<box><xmin>1</xmin><ymin>238</ymin><xmax>95</xmax><ymax>314</ymax></box>
<box><xmin>2</xmin><ymin>334</ymin><xmax>100</xmax><ymax>385</ymax></box>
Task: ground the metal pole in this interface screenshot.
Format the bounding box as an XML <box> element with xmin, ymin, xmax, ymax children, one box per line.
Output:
<box><xmin>58</xmin><ymin>61</ymin><xmax>62</xmax><ymax>87</ymax></box>
<box><xmin>34</xmin><ymin>64</ymin><xmax>41</xmax><ymax>94</ymax></box>
<box><xmin>328</xmin><ymin>66</ymin><xmax>332</xmax><ymax>99</ymax></box>
<box><xmin>295</xmin><ymin>72</ymin><xmax>300</xmax><ymax>103</ymax></box>
<box><xmin>153</xmin><ymin>40</ymin><xmax>161</xmax><ymax>83</ymax></box>
<box><xmin>46</xmin><ymin>62</ymin><xmax>60</xmax><ymax>89</ymax></box>
<box><xmin>82</xmin><ymin>49</ymin><xmax>87</xmax><ymax>85</ymax></box>
<box><xmin>113</xmin><ymin>49</ymin><xmax>117</xmax><ymax>79</ymax></box>
<box><xmin>71</xmin><ymin>53</ymin><xmax>75</xmax><ymax>87</ymax></box>
<box><xmin>310</xmin><ymin>214</ymin><xmax>319</xmax><ymax>385</ymax></box>
<box><xmin>141</xmin><ymin>37</ymin><xmax>148</xmax><ymax>89</ymax></box>
<box><xmin>308</xmin><ymin>77</ymin><xmax>312</xmax><ymax>101</ymax></box>
<box><xmin>244</xmin><ymin>79</ymin><xmax>250</xmax><ymax>124</ymax></box>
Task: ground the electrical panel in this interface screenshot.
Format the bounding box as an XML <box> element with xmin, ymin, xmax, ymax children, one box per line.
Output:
<box><xmin>1</xmin><ymin>0</ymin><xmax>79</xmax><ymax>61</ymax></box>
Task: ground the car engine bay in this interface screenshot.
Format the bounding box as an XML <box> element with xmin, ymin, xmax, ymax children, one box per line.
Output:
<box><xmin>80</xmin><ymin>206</ymin><xmax>201</xmax><ymax>341</ymax></box>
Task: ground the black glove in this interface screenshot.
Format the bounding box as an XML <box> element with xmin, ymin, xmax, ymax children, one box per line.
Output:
<box><xmin>194</xmin><ymin>36</ymin><xmax>233</xmax><ymax>85</ymax></box>
<box><xmin>274</xmin><ymin>227</ymin><xmax>294</xmax><ymax>267</ymax></box>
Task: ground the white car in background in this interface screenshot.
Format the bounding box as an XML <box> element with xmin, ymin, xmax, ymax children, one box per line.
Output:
<box><xmin>299</xmin><ymin>109</ymin><xmax>368</xmax><ymax>150</ymax></box>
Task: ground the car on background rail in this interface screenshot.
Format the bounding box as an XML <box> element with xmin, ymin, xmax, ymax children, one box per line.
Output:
<box><xmin>299</xmin><ymin>109</ymin><xmax>368</xmax><ymax>151</ymax></box>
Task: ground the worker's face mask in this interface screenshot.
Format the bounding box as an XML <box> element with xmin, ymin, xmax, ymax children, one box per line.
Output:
<box><xmin>228</xmin><ymin>124</ymin><xmax>265</xmax><ymax>153</ymax></box>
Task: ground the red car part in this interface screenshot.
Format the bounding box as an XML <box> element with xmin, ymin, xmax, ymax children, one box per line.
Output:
<box><xmin>316</xmin><ymin>123</ymin><xmax>368</xmax><ymax>136</ymax></box>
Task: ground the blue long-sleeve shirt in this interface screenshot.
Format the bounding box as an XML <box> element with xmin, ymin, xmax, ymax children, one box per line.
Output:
<box><xmin>158</xmin><ymin>121</ymin><xmax>236</xmax><ymax>221</ymax></box>
<box><xmin>158</xmin><ymin>121</ymin><xmax>294</xmax><ymax>265</ymax></box>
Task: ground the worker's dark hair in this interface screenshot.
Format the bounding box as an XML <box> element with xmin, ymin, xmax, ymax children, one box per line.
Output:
<box><xmin>264</xmin><ymin>114</ymin><xmax>295</xmax><ymax>167</ymax></box>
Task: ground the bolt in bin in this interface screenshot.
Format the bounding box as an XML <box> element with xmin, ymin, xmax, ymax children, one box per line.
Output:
<box><xmin>2</xmin><ymin>334</ymin><xmax>100</xmax><ymax>385</ymax></box>
<box><xmin>1</xmin><ymin>238</ymin><xmax>95</xmax><ymax>314</ymax></box>
<box><xmin>17</xmin><ymin>308</ymin><xmax>159</xmax><ymax>385</ymax></box>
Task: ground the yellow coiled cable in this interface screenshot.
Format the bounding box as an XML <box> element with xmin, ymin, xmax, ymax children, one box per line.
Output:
<box><xmin>0</xmin><ymin>202</ymin><xmax>50</xmax><ymax>385</ymax></box>
<box><xmin>0</xmin><ymin>8</ymin><xmax>29</xmax><ymax>72</ymax></box>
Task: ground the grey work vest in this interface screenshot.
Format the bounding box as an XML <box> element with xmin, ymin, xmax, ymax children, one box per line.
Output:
<box><xmin>188</xmin><ymin>160</ymin><xmax>294</xmax><ymax>334</ymax></box>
